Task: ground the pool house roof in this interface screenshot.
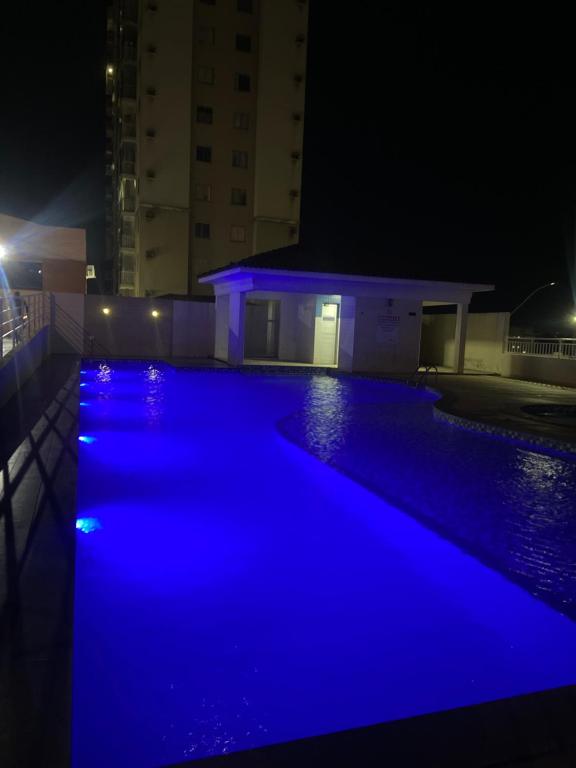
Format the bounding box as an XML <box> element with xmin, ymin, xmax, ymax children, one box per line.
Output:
<box><xmin>198</xmin><ymin>245</ymin><xmax>494</xmax><ymax>304</ymax></box>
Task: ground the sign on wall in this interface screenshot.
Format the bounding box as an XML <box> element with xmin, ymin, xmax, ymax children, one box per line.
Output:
<box><xmin>376</xmin><ymin>314</ymin><xmax>400</xmax><ymax>345</ymax></box>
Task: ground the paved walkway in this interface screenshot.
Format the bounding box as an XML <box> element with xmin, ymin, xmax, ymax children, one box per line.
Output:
<box><xmin>0</xmin><ymin>355</ymin><xmax>80</xmax><ymax>768</ymax></box>
<box><xmin>430</xmin><ymin>374</ymin><xmax>576</xmax><ymax>447</ymax></box>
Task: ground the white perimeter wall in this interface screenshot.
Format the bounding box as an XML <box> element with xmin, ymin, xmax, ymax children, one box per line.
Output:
<box><xmin>421</xmin><ymin>312</ymin><xmax>509</xmax><ymax>373</ymax></box>
<box><xmin>49</xmin><ymin>293</ymin><xmax>215</xmax><ymax>359</ymax></box>
<box><xmin>502</xmin><ymin>354</ymin><xmax>576</xmax><ymax>388</ymax></box>
<box><xmin>172</xmin><ymin>301</ymin><xmax>214</xmax><ymax>358</ymax></box>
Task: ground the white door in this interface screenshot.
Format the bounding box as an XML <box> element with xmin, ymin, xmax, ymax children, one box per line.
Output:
<box><xmin>313</xmin><ymin>302</ymin><xmax>339</xmax><ymax>365</ymax></box>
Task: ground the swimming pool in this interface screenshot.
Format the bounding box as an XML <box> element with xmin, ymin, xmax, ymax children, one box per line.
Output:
<box><xmin>73</xmin><ymin>363</ymin><xmax>576</xmax><ymax>767</ymax></box>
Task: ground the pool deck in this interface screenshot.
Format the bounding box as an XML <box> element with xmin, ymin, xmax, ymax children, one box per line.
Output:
<box><xmin>1</xmin><ymin>356</ymin><xmax>575</xmax><ymax>767</ymax></box>
<box><xmin>427</xmin><ymin>374</ymin><xmax>576</xmax><ymax>449</ymax></box>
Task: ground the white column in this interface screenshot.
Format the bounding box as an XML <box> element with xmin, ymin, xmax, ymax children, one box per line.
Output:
<box><xmin>227</xmin><ymin>291</ymin><xmax>246</xmax><ymax>366</ymax></box>
<box><xmin>453</xmin><ymin>302</ymin><xmax>469</xmax><ymax>373</ymax></box>
<box><xmin>337</xmin><ymin>296</ymin><xmax>356</xmax><ymax>371</ymax></box>
<box><xmin>214</xmin><ymin>294</ymin><xmax>230</xmax><ymax>361</ymax></box>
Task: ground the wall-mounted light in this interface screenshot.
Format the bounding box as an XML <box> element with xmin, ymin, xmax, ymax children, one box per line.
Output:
<box><xmin>0</xmin><ymin>244</ymin><xmax>7</xmax><ymax>259</ymax></box>
<box><xmin>107</xmin><ymin>65</ymin><xmax>114</xmax><ymax>75</ymax></box>
<box><xmin>102</xmin><ymin>307</ymin><xmax>111</xmax><ymax>315</ymax></box>
<box><xmin>151</xmin><ymin>309</ymin><xmax>160</xmax><ymax>318</ymax></box>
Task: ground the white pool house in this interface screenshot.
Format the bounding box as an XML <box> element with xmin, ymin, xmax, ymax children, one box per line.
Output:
<box><xmin>199</xmin><ymin>264</ymin><xmax>494</xmax><ymax>373</ymax></box>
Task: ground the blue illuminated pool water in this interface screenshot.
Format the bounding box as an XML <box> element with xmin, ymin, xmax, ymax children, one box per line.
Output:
<box><xmin>73</xmin><ymin>363</ymin><xmax>576</xmax><ymax>767</ymax></box>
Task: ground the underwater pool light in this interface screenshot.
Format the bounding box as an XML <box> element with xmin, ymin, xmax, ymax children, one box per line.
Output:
<box><xmin>76</xmin><ymin>517</ymin><xmax>102</xmax><ymax>534</ymax></box>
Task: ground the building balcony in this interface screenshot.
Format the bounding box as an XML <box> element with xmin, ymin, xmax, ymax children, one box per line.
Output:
<box><xmin>120</xmin><ymin>161</ymin><xmax>136</xmax><ymax>175</ymax></box>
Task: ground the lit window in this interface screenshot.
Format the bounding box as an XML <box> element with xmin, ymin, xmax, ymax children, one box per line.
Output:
<box><xmin>230</xmin><ymin>225</ymin><xmax>246</xmax><ymax>243</ymax></box>
<box><xmin>196</xmin><ymin>145</ymin><xmax>212</xmax><ymax>162</ymax></box>
<box><xmin>196</xmin><ymin>105</ymin><xmax>214</xmax><ymax>124</ymax></box>
<box><xmin>198</xmin><ymin>66</ymin><xmax>215</xmax><ymax>85</ymax></box>
<box><xmin>237</xmin><ymin>0</ymin><xmax>252</xmax><ymax>12</ymax></box>
<box><xmin>195</xmin><ymin>222</ymin><xmax>211</xmax><ymax>239</ymax></box>
<box><xmin>235</xmin><ymin>33</ymin><xmax>251</xmax><ymax>52</ymax></box>
<box><xmin>194</xmin><ymin>184</ymin><xmax>213</xmax><ymax>202</ymax></box>
<box><xmin>198</xmin><ymin>25</ymin><xmax>215</xmax><ymax>45</ymax></box>
<box><xmin>231</xmin><ymin>188</ymin><xmax>247</xmax><ymax>205</ymax></box>
<box><xmin>234</xmin><ymin>73</ymin><xmax>251</xmax><ymax>92</ymax></box>
<box><xmin>233</xmin><ymin>112</ymin><xmax>250</xmax><ymax>130</ymax></box>
<box><xmin>232</xmin><ymin>150</ymin><xmax>248</xmax><ymax>168</ymax></box>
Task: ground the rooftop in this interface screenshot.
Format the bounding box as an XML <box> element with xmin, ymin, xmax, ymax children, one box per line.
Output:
<box><xmin>199</xmin><ymin>243</ymin><xmax>496</xmax><ymax>286</ymax></box>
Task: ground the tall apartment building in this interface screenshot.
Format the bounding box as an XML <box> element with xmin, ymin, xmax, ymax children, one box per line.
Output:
<box><xmin>105</xmin><ymin>0</ymin><xmax>308</xmax><ymax>297</ymax></box>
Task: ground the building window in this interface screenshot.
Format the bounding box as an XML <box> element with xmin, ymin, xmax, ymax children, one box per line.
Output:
<box><xmin>235</xmin><ymin>33</ymin><xmax>252</xmax><ymax>52</ymax></box>
<box><xmin>230</xmin><ymin>225</ymin><xmax>246</xmax><ymax>242</ymax></box>
<box><xmin>198</xmin><ymin>66</ymin><xmax>215</xmax><ymax>85</ymax></box>
<box><xmin>232</xmin><ymin>150</ymin><xmax>248</xmax><ymax>168</ymax></box>
<box><xmin>194</xmin><ymin>183</ymin><xmax>213</xmax><ymax>202</ymax></box>
<box><xmin>198</xmin><ymin>25</ymin><xmax>215</xmax><ymax>45</ymax></box>
<box><xmin>196</xmin><ymin>145</ymin><xmax>212</xmax><ymax>162</ymax></box>
<box><xmin>237</xmin><ymin>0</ymin><xmax>253</xmax><ymax>12</ymax></box>
<box><xmin>194</xmin><ymin>222</ymin><xmax>211</xmax><ymax>239</ymax></box>
<box><xmin>196</xmin><ymin>105</ymin><xmax>213</xmax><ymax>124</ymax></box>
<box><xmin>121</xmin><ymin>220</ymin><xmax>135</xmax><ymax>248</ymax></box>
<box><xmin>121</xmin><ymin>143</ymin><xmax>136</xmax><ymax>174</ymax></box>
<box><xmin>234</xmin><ymin>73</ymin><xmax>251</xmax><ymax>92</ymax></box>
<box><xmin>233</xmin><ymin>112</ymin><xmax>250</xmax><ymax>130</ymax></box>
<box><xmin>231</xmin><ymin>188</ymin><xmax>247</xmax><ymax>205</ymax></box>
<box><xmin>121</xmin><ymin>178</ymin><xmax>137</xmax><ymax>212</ymax></box>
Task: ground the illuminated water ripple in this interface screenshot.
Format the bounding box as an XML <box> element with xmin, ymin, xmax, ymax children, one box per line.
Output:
<box><xmin>281</xmin><ymin>386</ymin><xmax>576</xmax><ymax>619</ymax></box>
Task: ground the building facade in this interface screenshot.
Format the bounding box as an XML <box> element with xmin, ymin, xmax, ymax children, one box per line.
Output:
<box><xmin>105</xmin><ymin>0</ymin><xmax>308</xmax><ymax>297</ymax></box>
<box><xmin>0</xmin><ymin>213</ymin><xmax>87</xmax><ymax>294</ymax></box>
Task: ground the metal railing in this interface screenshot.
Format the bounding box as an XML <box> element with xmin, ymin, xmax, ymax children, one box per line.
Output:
<box><xmin>52</xmin><ymin>302</ymin><xmax>111</xmax><ymax>357</ymax></box>
<box><xmin>407</xmin><ymin>364</ymin><xmax>438</xmax><ymax>388</ymax></box>
<box><xmin>0</xmin><ymin>293</ymin><xmax>47</xmax><ymax>359</ymax></box>
<box><xmin>507</xmin><ymin>336</ymin><xmax>576</xmax><ymax>360</ymax></box>
<box><xmin>1</xmin><ymin>292</ymin><xmax>112</xmax><ymax>361</ymax></box>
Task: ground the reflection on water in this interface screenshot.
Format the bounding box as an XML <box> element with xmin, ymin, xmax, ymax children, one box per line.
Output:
<box><xmin>303</xmin><ymin>376</ymin><xmax>349</xmax><ymax>462</ymax></box>
<box><xmin>282</xmin><ymin>383</ymin><xmax>576</xmax><ymax>619</ymax></box>
<box><xmin>143</xmin><ymin>364</ymin><xmax>166</xmax><ymax>425</ymax></box>
<box><xmin>96</xmin><ymin>363</ymin><xmax>112</xmax><ymax>384</ymax></box>
<box><xmin>178</xmin><ymin>695</ymin><xmax>269</xmax><ymax>760</ymax></box>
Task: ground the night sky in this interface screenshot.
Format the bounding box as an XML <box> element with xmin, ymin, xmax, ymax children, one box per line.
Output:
<box><xmin>1</xmin><ymin>3</ymin><xmax>575</xmax><ymax>332</ymax></box>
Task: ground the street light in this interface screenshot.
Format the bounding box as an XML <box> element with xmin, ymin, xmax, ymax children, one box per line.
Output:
<box><xmin>510</xmin><ymin>281</ymin><xmax>557</xmax><ymax>316</ymax></box>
